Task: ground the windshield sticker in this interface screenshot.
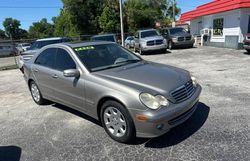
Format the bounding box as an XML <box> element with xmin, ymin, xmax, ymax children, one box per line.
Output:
<box><xmin>74</xmin><ymin>46</ymin><xmax>95</xmax><ymax>52</ymax></box>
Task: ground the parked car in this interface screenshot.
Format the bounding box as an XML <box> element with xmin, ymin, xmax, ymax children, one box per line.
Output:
<box><xmin>160</xmin><ymin>27</ymin><xmax>194</xmax><ymax>49</ymax></box>
<box><xmin>16</xmin><ymin>43</ymin><xmax>31</xmax><ymax>53</ymax></box>
<box><xmin>91</xmin><ymin>34</ymin><xmax>117</xmax><ymax>43</ymax></box>
<box><xmin>23</xmin><ymin>41</ymin><xmax>201</xmax><ymax>143</ymax></box>
<box><xmin>18</xmin><ymin>37</ymin><xmax>71</xmax><ymax>72</ymax></box>
<box><xmin>243</xmin><ymin>33</ymin><xmax>250</xmax><ymax>53</ymax></box>
<box><xmin>0</xmin><ymin>44</ymin><xmax>17</xmax><ymax>57</ymax></box>
<box><xmin>134</xmin><ymin>29</ymin><xmax>168</xmax><ymax>55</ymax></box>
<box><xmin>125</xmin><ymin>36</ymin><xmax>135</xmax><ymax>48</ymax></box>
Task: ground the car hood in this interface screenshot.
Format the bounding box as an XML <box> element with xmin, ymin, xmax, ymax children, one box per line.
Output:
<box><xmin>93</xmin><ymin>61</ymin><xmax>190</xmax><ymax>97</ymax></box>
<box><xmin>141</xmin><ymin>36</ymin><xmax>164</xmax><ymax>41</ymax></box>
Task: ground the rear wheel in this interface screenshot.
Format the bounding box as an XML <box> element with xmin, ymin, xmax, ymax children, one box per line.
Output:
<box><xmin>100</xmin><ymin>100</ymin><xmax>135</xmax><ymax>143</ymax></box>
<box><xmin>29</xmin><ymin>81</ymin><xmax>47</xmax><ymax>105</ymax></box>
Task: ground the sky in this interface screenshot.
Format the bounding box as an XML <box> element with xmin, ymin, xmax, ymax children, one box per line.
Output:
<box><xmin>0</xmin><ymin>0</ymin><xmax>212</xmax><ymax>30</ymax></box>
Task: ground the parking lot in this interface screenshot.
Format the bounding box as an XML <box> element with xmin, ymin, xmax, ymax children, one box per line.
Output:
<box><xmin>0</xmin><ymin>46</ymin><xmax>250</xmax><ymax>161</ymax></box>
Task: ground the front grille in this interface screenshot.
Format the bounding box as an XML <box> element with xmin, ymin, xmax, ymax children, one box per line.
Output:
<box><xmin>244</xmin><ymin>41</ymin><xmax>250</xmax><ymax>45</ymax></box>
<box><xmin>146</xmin><ymin>39</ymin><xmax>163</xmax><ymax>46</ymax></box>
<box><xmin>178</xmin><ymin>37</ymin><xmax>184</xmax><ymax>41</ymax></box>
<box><xmin>170</xmin><ymin>80</ymin><xmax>195</xmax><ymax>103</ymax></box>
<box><xmin>186</xmin><ymin>36</ymin><xmax>191</xmax><ymax>41</ymax></box>
<box><xmin>147</xmin><ymin>41</ymin><xmax>154</xmax><ymax>46</ymax></box>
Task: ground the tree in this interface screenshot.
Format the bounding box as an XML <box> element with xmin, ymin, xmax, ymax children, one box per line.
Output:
<box><xmin>54</xmin><ymin>9</ymin><xmax>79</xmax><ymax>37</ymax></box>
<box><xmin>29</xmin><ymin>18</ymin><xmax>54</xmax><ymax>38</ymax></box>
<box><xmin>98</xmin><ymin>0</ymin><xmax>120</xmax><ymax>33</ymax></box>
<box><xmin>0</xmin><ymin>29</ymin><xmax>6</xmax><ymax>39</ymax></box>
<box><xmin>125</xmin><ymin>0</ymin><xmax>165</xmax><ymax>33</ymax></box>
<box><xmin>3</xmin><ymin>18</ymin><xmax>21</xmax><ymax>39</ymax></box>
<box><xmin>61</xmin><ymin>0</ymin><xmax>104</xmax><ymax>35</ymax></box>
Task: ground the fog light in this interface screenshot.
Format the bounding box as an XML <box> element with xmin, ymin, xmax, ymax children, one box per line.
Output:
<box><xmin>156</xmin><ymin>124</ymin><xmax>164</xmax><ymax>130</ymax></box>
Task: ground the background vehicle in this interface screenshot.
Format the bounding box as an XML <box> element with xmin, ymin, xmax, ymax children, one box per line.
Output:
<box><xmin>125</xmin><ymin>36</ymin><xmax>135</xmax><ymax>48</ymax></box>
<box><xmin>91</xmin><ymin>34</ymin><xmax>117</xmax><ymax>43</ymax></box>
<box><xmin>16</xmin><ymin>43</ymin><xmax>31</xmax><ymax>53</ymax></box>
<box><xmin>160</xmin><ymin>27</ymin><xmax>194</xmax><ymax>50</ymax></box>
<box><xmin>134</xmin><ymin>29</ymin><xmax>167</xmax><ymax>55</ymax></box>
<box><xmin>0</xmin><ymin>43</ymin><xmax>17</xmax><ymax>57</ymax></box>
<box><xmin>18</xmin><ymin>37</ymin><xmax>70</xmax><ymax>72</ymax></box>
<box><xmin>23</xmin><ymin>41</ymin><xmax>201</xmax><ymax>143</ymax></box>
<box><xmin>243</xmin><ymin>33</ymin><xmax>250</xmax><ymax>53</ymax></box>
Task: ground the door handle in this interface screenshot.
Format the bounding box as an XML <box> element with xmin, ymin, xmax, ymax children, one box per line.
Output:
<box><xmin>33</xmin><ymin>69</ymin><xmax>38</xmax><ymax>72</ymax></box>
<box><xmin>52</xmin><ymin>74</ymin><xmax>58</xmax><ymax>79</ymax></box>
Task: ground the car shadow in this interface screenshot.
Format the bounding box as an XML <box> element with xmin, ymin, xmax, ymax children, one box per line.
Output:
<box><xmin>52</xmin><ymin>103</ymin><xmax>102</xmax><ymax>126</ymax></box>
<box><xmin>170</xmin><ymin>46</ymin><xmax>197</xmax><ymax>50</ymax></box>
<box><xmin>143</xmin><ymin>50</ymin><xmax>172</xmax><ymax>55</ymax></box>
<box><xmin>50</xmin><ymin>102</ymin><xmax>209</xmax><ymax>148</ymax></box>
<box><xmin>135</xmin><ymin>102</ymin><xmax>210</xmax><ymax>148</ymax></box>
<box><xmin>243</xmin><ymin>51</ymin><xmax>250</xmax><ymax>55</ymax></box>
<box><xmin>0</xmin><ymin>146</ymin><xmax>22</xmax><ymax>161</ymax></box>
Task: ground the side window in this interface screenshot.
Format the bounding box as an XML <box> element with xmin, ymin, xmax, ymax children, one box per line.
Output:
<box><xmin>55</xmin><ymin>48</ymin><xmax>76</xmax><ymax>71</ymax></box>
<box><xmin>35</xmin><ymin>48</ymin><xmax>56</xmax><ymax>68</ymax></box>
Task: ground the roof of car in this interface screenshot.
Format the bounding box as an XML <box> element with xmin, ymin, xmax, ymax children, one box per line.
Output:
<box><xmin>92</xmin><ymin>34</ymin><xmax>115</xmax><ymax>38</ymax></box>
<box><xmin>63</xmin><ymin>41</ymin><xmax>115</xmax><ymax>48</ymax></box>
<box><xmin>36</xmin><ymin>37</ymin><xmax>66</xmax><ymax>41</ymax></box>
<box><xmin>138</xmin><ymin>29</ymin><xmax>156</xmax><ymax>32</ymax></box>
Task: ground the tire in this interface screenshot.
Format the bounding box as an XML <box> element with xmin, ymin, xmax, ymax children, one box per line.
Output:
<box><xmin>29</xmin><ymin>81</ymin><xmax>48</xmax><ymax>105</ymax></box>
<box><xmin>100</xmin><ymin>100</ymin><xmax>136</xmax><ymax>143</ymax></box>
<box><xmin>139</xmin><ymin>46</ymin><xmax>144</xmax><ymax>55</ymax></box>
<box><xmin>247</xmin><ymin>49</ymin><xmax>250</xmax><ymax>53</ymax></box>
<box><xmin>168</xmin><ymin>41</ymin><xmax>173</xmax><ymax>50</ymax></box>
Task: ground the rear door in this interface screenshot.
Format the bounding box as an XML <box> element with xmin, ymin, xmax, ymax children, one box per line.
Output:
<box><xmin>32</xmin><ymin>48</ymin><xmax>57</xmax><ymax>99</ymax></box>
<box><xmin>50</xmin><ymin>48</ymin><xmax>85</xmax><ymax>110</ymax></box>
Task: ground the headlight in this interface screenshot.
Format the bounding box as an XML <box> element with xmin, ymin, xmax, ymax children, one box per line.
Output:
<box><xmin>172</xmin><ymin>37</ymin><xmax>177</xmax><ymax>42</ymax></box>
<box><xmin>139</xmin><ymin>93</ymin><xmax>169</xmax><ymax>110</ymax></box>
<box><xmin>191</xmin><ymin>75</ymin><xmax>198</xmax><ymax>87</ymax></box>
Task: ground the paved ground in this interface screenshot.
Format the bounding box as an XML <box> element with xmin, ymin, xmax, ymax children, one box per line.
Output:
<box><xmin>0</xmin><ymin>46</ymin><xmax>250</xmax><ymax>161</ymax></box>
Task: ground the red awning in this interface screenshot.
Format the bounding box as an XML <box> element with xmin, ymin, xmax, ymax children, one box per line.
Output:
<box><xmin>178</xmin><ymin>0</ymin><xmax>250</xmax><ymax>24</ymax></box>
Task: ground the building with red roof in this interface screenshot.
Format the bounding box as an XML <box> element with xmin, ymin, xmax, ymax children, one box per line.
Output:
<box><xmin>178</xmin><ymin>0</ymin><xmax>250</xmax><ymax>49</ymax></box>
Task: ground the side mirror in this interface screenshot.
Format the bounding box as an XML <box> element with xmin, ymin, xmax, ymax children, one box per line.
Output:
<box><xmin>63</xmin><ymin>69</ymin><xmax>80</xmax><ymax>78</ymax></box>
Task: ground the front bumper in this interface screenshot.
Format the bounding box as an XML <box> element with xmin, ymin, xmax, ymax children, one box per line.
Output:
<box><xmin>130</xmin><ymin>84</ymin><xmax>202</xmax><ymax>138</ymax></box>
<box><xmin>243</xmin><ymin>44</ymin><xmax>250</xmax><ymax>50</ymax></box>
<box><xmin>173</xmin><ymin>40</ymin><xmax>194</xmax><ymax>46</ymax></box>
<box><xmin>141</xmin><ymin>43</ymin><xmax>168</xmax><ymax>52</ymax></box>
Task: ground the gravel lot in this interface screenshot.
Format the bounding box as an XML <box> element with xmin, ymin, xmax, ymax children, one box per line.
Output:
<box><xmin>0</xmin><ymin>46</ymin><xmax>250</xmax><ymax>161</ymax></box>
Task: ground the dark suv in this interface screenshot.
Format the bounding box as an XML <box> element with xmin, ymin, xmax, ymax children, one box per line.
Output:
<box><xmin>243</xmin><ymin>33</ymin><xmax>250</xmax><ymax>53</ymax></box>
<box><xmin>160</xmin><ymin>27</ymin><xmax>194</xmax><ymax>49</ymax></box>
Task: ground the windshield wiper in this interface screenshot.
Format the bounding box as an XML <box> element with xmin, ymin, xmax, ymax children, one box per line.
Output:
<box><xmin>115</xmin><ymin>59</ymin><xmax>141</xmax><ymax>65</ymax></box>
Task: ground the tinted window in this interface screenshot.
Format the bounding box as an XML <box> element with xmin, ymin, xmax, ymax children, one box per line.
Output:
<box><xmin>29</xmin><ymin>39</ymin><xmax>70</xmax><ymax>50</ymax></box>
<box><xmin>141</xmin><ymin>30</ymin><xmax>159</xmax><ymax>38</ymax></box>
<box><xmin>35</xmin><ymin>48</ymin><xmax>56</xmax><ymax>68</ymax></box>
<box><xmin>169</xmin><ymin>28</ymin><xmax>187</xmax><ymax>35</ymax></box>
<box><xmin>55</xmin><ymin>48</ymin><xmax>76</xmax><ymax>71</ymax></box>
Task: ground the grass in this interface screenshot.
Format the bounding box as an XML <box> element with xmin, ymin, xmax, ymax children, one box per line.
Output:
<box><xmin>0</xmin><ymin>64</ymin><xmax>18</xmax><ymax>71</ymax></box>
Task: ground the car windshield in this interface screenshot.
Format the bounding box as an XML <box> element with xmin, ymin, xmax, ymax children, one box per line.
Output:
<box><xmin>93</xmin><ymin>35</ymin><xmax>115</xmax><ymax>42</ymax></box>
<box><xmin>29</xmin><ymin>39</ymin><xmax>63</xmax><ymax>50</ymax></box>
<box><xmin>74</xmin><ymin>44</ymin><xmax>141</xmax><ymax>72</ymax></box>
<box><xmin>141</xmin><ymin>30</ymin><xmax>159</xmax><ymax>38</ymax></box>
<box><xmin>169</xmin><ymin>28</ymin><xmax>187</xmax><ymax>35</ymax></box>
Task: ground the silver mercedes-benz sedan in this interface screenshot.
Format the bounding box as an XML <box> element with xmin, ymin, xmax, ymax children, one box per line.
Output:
<box><xmin>23</xmin><ymin>41</ymin><xmax>201</xmax><ymax>143</ymax></box>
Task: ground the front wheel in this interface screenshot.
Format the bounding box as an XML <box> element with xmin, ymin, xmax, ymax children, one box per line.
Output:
<box><xmin>168</xmin><ymin>41</ymin><xmax>173</xmax><ymax>50</ymax></box>
<box><xmin>100</xmin><ymin>100</ymin><xmax>135</xmax><ymax>143</ymax></box>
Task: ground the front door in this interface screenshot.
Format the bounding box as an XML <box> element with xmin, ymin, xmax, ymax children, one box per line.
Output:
<box><xmin>51</xmin><ymin>48</ymin><xmax>85</xmax><ymax>111</ymax></box>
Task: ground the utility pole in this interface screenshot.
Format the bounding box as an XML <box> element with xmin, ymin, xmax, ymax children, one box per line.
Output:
<box><xmin>119</xmin><ymin>0</ymin><xmax>124</xmax><ymax>47</ymax></box>
<box><xmin>172</xmin><ymin>0</ymin><xmax>176</xmax><ymax>27</ymax></box>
